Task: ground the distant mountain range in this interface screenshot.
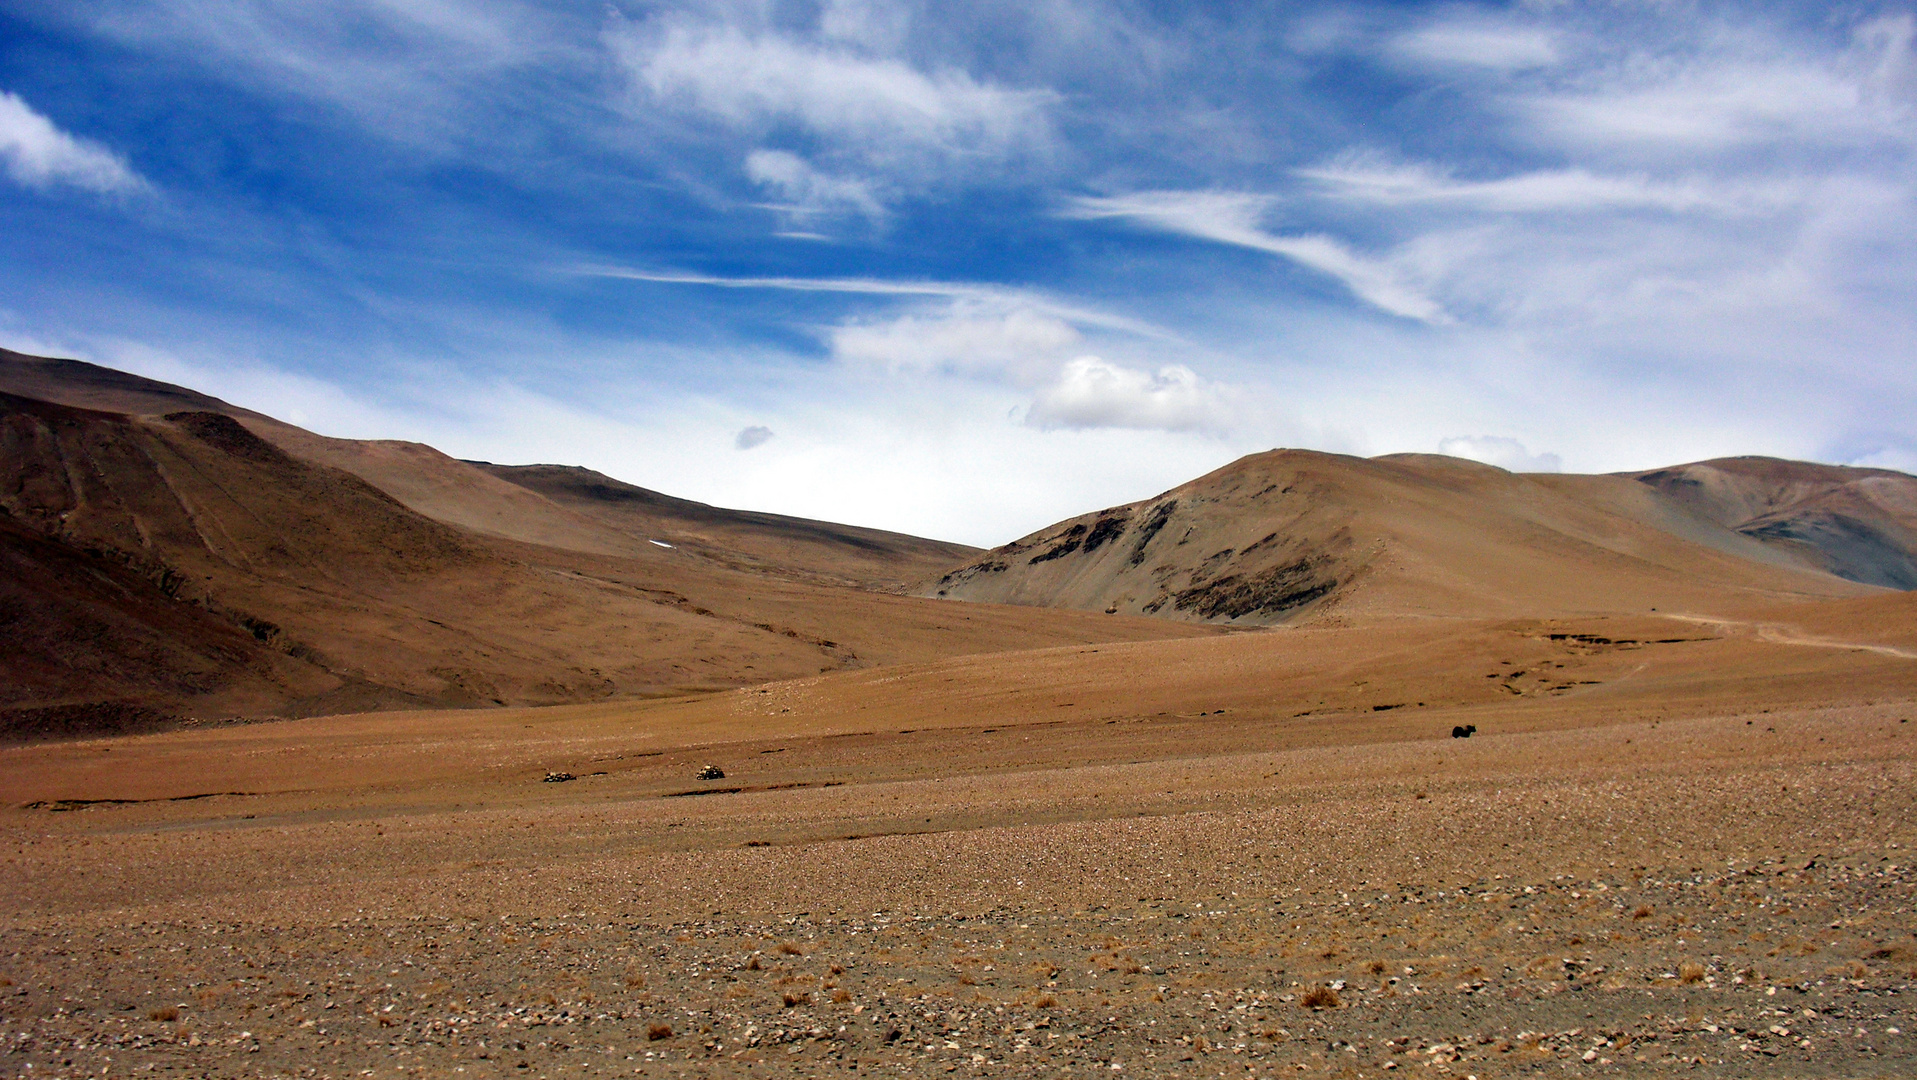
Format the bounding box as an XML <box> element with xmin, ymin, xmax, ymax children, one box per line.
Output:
<box><xmin>929</xmin><ymin>449</ymin><xmax>1912</xmax><ymax>624</ymax></box>
<box><xmin>3</xmin><ymin>347</ymin><xmax>1911</xmax><ymax>740</ymax></box>
<box><xmin>0</xmin><ymin>349</ymin><xmax>1208</xmax><ymax>740</ymax></box>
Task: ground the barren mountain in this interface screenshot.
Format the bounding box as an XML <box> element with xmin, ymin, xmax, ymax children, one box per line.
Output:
<box><xmin>930</xmin><ymin>449</ymin><xmax>1883</xmax><ymax>624</ymax></box>
<box><xmin>0</xmin><ymin>353</ymin><xmax>1209</xmax><ymax>739</ymax></box>
<box><xmin>472</xmin><ymin>462</ymin><xmax>973</xmax><ymax>590</ymax></box>
<box><xmin>1629</xmin><ymin>456</ymin><xmax>1917</xmax><ymax>588</ymax></box>
<box><xmin>7</xmin><ymin>361</ymin><xmax>1917</xmax><ymax>1080</ymax></box>
<box><xmin>0</xmin><ymin>349</ymin><xmax>973</xmax><ymax>586</ymax></box>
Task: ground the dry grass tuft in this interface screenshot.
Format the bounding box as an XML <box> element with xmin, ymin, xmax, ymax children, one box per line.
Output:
<box><xmin>1632</xmin><ymin>904</ymin><xmax>1654</xmax><ymax>920</ymax></box>
<box><xmin>1034</xmin><ymin>994</ymin><xmax>1058</xmax><ymax>1008</ymax></box>
<box><xmin>777</xmin><ymin>941</ymin><xmax>804</xmax><ymax>956</ymax></box>
<box><xmin>1299</xmin><ymin>985</ymin><xmax>1342</xmax><ymax>1009</ymax></box>
<box><xmin>147</xmin><ymin>1006</ymin><xmax>179</xmax><ymax>1022</ymax></box>
<box><xmin>1678</xmin><ymin>962</ymin><xmax>1707</xmax><ymax>984</ymax></box>
<box><xmin>648</xmin><ymin>1022</ymin><xmax>673</xmax><ymax>1041</ymax></box>
<box><xmin>1368</xmin><ymin>960</ymin><xmax>1386</xmax><ymax>975</ymax></box>
<box><xmin>830</xmin><ymin>988</ymin><xmax>852</xmax><ymax>1004</ymax></box>
<box><xmin>782</xmin><ymin>991</ymin><xmax>810</xmax><ymax>1008</ymax></box>
<box><xmin>746</xmin><ymin>956</ymin><xmax>762</xmax><ymax>971</ymax></box>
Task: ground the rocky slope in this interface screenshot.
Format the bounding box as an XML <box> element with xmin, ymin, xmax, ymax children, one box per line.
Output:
<box><xmin>930</xmin><ymin>450</ymin><xmax>1883</xmax><ymax>624</ymax></box>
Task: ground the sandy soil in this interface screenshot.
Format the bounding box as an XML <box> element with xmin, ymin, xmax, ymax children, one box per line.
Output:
<box><xmin>4</xmin><ymin>608</ymin><xmax>1916</xmax><ymax>1079</ymax></box>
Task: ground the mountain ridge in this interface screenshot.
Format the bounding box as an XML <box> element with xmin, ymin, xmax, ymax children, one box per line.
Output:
<box><xmin>928</xmin><ymin>448</ymin><xmax>1898</xmax><ymax>624</ymax></box>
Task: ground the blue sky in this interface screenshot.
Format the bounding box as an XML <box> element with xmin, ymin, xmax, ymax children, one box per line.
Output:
<box><xmin>3</xmin><ymin>0</ymin><xmax>1915</xmax><ymax>545</ymax></box>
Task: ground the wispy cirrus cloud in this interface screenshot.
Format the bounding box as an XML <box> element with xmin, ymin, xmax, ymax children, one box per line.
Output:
<box><xmin>0</xmin><ymin>91</ymin><xmax>148</xmax><ymax>195</ymax></box>
<box><xmin>572</xmin><ymin>265</ymin><xmax>1172</xmax><ymax>339</ymax></box>
<box><xmin>1063</xmin><ymin>191</ymin><xmax>1447</xmax><ymax>322</ymax></box>
<box><xmin>605</xmin><ymin>9</ymin><xmax>1056</xmax><ymax>224</ymax></box>
<box><xmin>613</xmin><ymin>20</ymin><xmax>1053</xmax><ymax>160</ymax></box>
<box><xmin>81</xmin><ymin>0</ymin><xmax>574</xmax><ymax>149</ymax></box>
<box><xmin>746</xmin><ymin>149</ymin><xmax>887</xmax><ymax>225</ymax></box>
<box><xmin>1509</xmin><ymin>14</ymin><xmax>1917</xmax><ymax>157</ymax></box>
<box><xmin>1388</xmin><ymin>22</ymin><xmax>1559</xmax><ymax>71</ymax></box>
<box><xmin>1296</xmin><ymin>158</ymin><xmax>1796</xmax><ymax>216</ymax></box>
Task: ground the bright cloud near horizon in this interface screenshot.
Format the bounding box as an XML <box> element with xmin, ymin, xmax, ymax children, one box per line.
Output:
<box><xmin>2</xmin><ymin>1</ymin><xmax>1915</xmax><ymax>545</ymax></box>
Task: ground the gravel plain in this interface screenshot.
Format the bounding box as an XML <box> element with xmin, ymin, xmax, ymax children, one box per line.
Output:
<box><xmin>4</xmin><ymin>697</ymin><xmax>1915</xmax><ymax>1079</ymax></box>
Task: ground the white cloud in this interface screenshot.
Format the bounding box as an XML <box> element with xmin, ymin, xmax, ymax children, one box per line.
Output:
<box><xmin>1437</xmin><ymin>435</ymin><xmax>1562</xmax><ymax>472</ymax></box>
<box><xmin>829</xmin><ymin>303</ymin><xmax>1082</xmax><ymax>385</ymax></box>
<box><xmin>1846</xmin><ymin>446</ymin><xmax>1917</xmax><ymax>475</ymax></box>
<box><xmin>745</xmin><ymin>149</ymin><xmax>885</xmax><ymax>223</ymax></box>
<box><xmin>819</xmin><ymin>0</ymin><xmax>911</xmax><ymax>52</ymax></box>
<box><xmin>82</xmin><ymin>0</ymin><xmax>566</xmax><ymax>149</ymax></box>
<box><xmin>1027</xmin><ymin>355</ymin><xmax>1232</xmax><ymax>434</ymax></box>
<box><xmin>1064</xmin><ymin>191</ymin><xmax>1447</xmax><ymax>322</ymax></box>
<box><xmin>1854</xmin><ymin>14</ymin><xmax>1916</xmax><ymax>100</ymax></box>
<box><xmin>1389</xmin><ymin>23</ymin><xmax>1559</xmax><ymax>71</ymax></box>
<box><xmin>1297</xmin><ymin>158</ymin><xmax>1794</xmax><ymax>215</ymax></box>
<box><xmin>574</xmin><ymin>266</ymin><xmax>1171</xmax><ymax>338</ymax></box>
<box><xmin>1518</xmin><ymin>62</ymin><xmax>1899</xmax><ymax>154</ymax></box>
<box><xmin>0</xmin><ymin>91</ymin><xmax>148</xmax><ymax>195</ymax></box>
<box><xmin>734</xmin><ymin>425</ymin><xmax>775</xmax><ymax>450</ymax></box>
<box><xmin>612</xmin><ymin>18</ymin><xmax>1054</xmax><ymax>174</ymax></box>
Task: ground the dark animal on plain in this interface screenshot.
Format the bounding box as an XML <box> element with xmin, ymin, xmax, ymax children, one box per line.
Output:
<box><xmin>1450</xmin><ymin>725</ymin><xmax>1477</xmax><ymax>739</ymax></box>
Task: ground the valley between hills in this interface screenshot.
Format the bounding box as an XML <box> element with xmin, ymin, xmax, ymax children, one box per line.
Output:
<box><xmin>3</xmin><ymin>347</ymin><xmax>1916</xmax><ymax>1078</ymax></box>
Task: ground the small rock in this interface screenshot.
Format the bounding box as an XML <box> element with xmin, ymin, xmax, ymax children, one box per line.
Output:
<box><xmin>698</xmin><ymin>765</ymin><xmax>726</xmax><ymax>780</ymax></box>
<box><xmin>543</xmin><ymin>772</ymin><xmax>574</xmax><ymax>783</ymax></box>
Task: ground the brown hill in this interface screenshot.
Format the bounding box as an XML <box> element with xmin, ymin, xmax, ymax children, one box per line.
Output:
<box><xmin>0</xmin><ymin>349</ymin><xmax>972</xmax><ymax>585</ymax></box>
<box><xmin>1629</xmin><ymin>456</ymin><xmax>1917</xmax><ymax>589</ymax></box>
<box><xmin>0</xmin><ymin>356</ymin><xmax>1213</xmax><ymax>740</ymax></box>
<box><xmin>929</xmin><ymin>449</ymin><xmax>1881</xmax><ymax>624</ymax></box>
<box><xmin>471</xmin><ymin>462</ymin><xmax>971</xmax><ymax>590</ymax></box>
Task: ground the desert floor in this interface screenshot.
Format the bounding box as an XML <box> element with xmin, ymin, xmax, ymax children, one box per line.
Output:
<box><xmin>4</xmin><ymin>613</ymin><xmax>1916</xmax><ymax>1079</ymax></box>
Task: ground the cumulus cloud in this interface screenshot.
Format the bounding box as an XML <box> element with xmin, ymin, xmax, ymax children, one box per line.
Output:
<box><xmin>0</xmin><ymin>91</ymin><xmax>147</xmax><ymax>195</ymax></box>
<box><xmin>1065</xmin><ymin>191</ymin><xmax>1446</xmax><ymax>322</ymax></box>
<box><xmin>734</xmin><ymin>425</ymin><xmax>775</xmax><ymax>450</ymax></box>
<box><xmin>1027</xmin><ymin>356</ymin><xmax>1232</xmax><ymax>434</ymax></box>
<box><xmin>1437</xmin><ymin>436</ymin><xmax>1562</xmax><ymax>473</ymax></box>
<box><xmin>829</xmin><ymin>303</ymin><xmax>1082</xmax><ymax>384</ymax></box>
